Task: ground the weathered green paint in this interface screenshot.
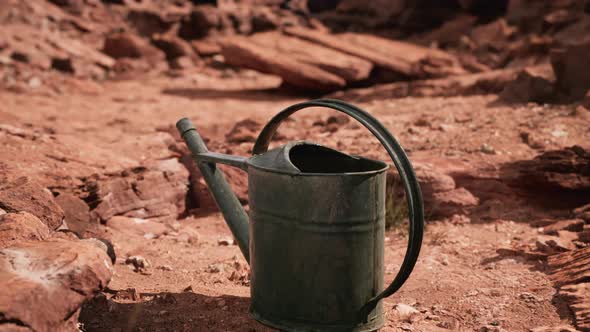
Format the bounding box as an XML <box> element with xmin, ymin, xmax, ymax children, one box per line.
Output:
<box><xmin>176</xmin><ymin>99</ymin><xmax>424</xmax><ymax>332</ymax></box>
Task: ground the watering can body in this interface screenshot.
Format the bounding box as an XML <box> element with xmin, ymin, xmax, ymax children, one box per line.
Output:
<box><xmin>177</xmin><ymin>99</ymin><xmax>424</xmax><ymax>331</ymax></box>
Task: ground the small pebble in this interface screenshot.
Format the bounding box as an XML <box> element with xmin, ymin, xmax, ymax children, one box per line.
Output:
<box><xmin>480</xmin><ymin>144</ymin><xmax>496</xmax><ymax>155</ymax></box>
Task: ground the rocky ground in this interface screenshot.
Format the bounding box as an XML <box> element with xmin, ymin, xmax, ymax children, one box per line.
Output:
<box><xmin>1</xmin><ymin>1</ymin><xmax>590</xmax><ymax>332</ymax></box>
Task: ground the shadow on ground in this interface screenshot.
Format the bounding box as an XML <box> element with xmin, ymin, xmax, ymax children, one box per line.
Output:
<box><xmin>161</xmin><ymin>86</ymin><xmax>310</xmax><ymax>101</ymax></box>
<box><xmin>80</xmin><ymin>291</ymin><xmax>272</xmax><ymax>332</ymax></box>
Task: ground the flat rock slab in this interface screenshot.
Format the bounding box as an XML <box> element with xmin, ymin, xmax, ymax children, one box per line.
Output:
<box><xmin>220</xmin><ymin>36</ymin><xmax>346</xmax><ymax>91</ymax></box>
<box><xmin>548</xmin><ymin>247</ymin><xmax>590</xmax><ymax>331</ymax></box>
<box><xmin>0</xmin><ymin>212</ymin><xmax>50</xmax><ymax>249</ymax></box>
<box><xmin>107</xmin><ymin>216</ymin><xmax>169</xmax><ymax>238</ymax></box>
<box><xmin>0</xmin><ymin>238</ymin><xmax>113</xmax><ymax>332</ymax></box>
<box><xmin>284</xmin><ymin>27</ymin><xmax>464</xmax><ymax>78</ymax></box>
<box><xmin>249</xmin><ymin>31</ymin><xmax>373</xmax><ymax>82</ymax></box>
<box><xmin>509</xmin><ymin>145</ymin><xmax>590</xmax><ymax>192</ymax></box>
<box><xmin>0</xmin><ymin>177</ymin><xmax>65</xmax><ymax>230</ymax></box>
<box><xmin>87</xmin><ymin>158</ymin><xmax>189</xmax><ymax>222</ymax></box>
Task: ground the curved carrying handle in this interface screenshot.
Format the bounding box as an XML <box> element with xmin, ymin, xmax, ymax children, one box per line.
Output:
<box><xmin>253</xmin><ymin>99</ymin><xmax>424</xmax><ymax>321</ymax></box>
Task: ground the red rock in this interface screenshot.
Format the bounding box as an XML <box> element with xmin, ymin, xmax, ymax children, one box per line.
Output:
<box><xmin>413</xmin><ymin>163</ymin><xmax>457</xmax><ymax>195</ymax></box>
<box><xmin>559</xmin><ymin>283</ymin><xmax>590</xmax><ymax>332</ymax></box>
<box><xmin>191</xmin><ymin>39</ymin><xmax>221</xmax><ymax>56</ymax></box>
<box><xmin>0</xmin><ymin>177</ymin><xmax>64</xmax><ymax>230</ymax></box>
<box><xmin>0</xmin><ymin>238</ymin><xmax>113</xmax><ymax>332</ymax></box>
<box><xmin>470</xmin><ymin>18</ymin><xmax>517</xmax><ymax>51</ymax></box>
<box><xmin>549</xmin><ymin>246</ymin><xmax>590</xmax><ymax>286</ymax></box>
<box><xmin>225</xmin><ymin>119</ymin><xmax>261</xmax><ymax>144</ymax></box>
<box><xmin>574</xmin><ymin>203</ymin><xmax>590</xmax><ymax>222</ymax></box>
<box><xmin>548</xmin><ymin>247</ymin><xmax>590</xmax><ymax>331</ymax></box>
<box><xmin>553</xmin><ymin>15</ymin><xmax>590</xmax><ymax>46</ymax></box>
<box><xmin>542</xmin><ymin>219</ymin><xmax>585</xmax><ymax>235</ymax></box>
<box><xmin>47</xmin><ymin>33</ymin><xmax>115</xmax><ymax>69</ymax></box>
<box><xmin>496</xmin><ymin>247</ymin><xmax>549</xmax><ymax>261</ymax></box>
<box><xmin>220</xmin><ymin>36</ymin><xmax>346</xmax><ymax>91</ymax></box>
<box><xmin>529</xmin><ymin>325</ymin><xmax>580</xmax><ymax>332</ymax></box>
<box><xmin>506</xmin><ymin>0</ymin><xmax>547</xmax><ymax>30</ymax></box>
<box><xmin>54</xmin><ymin>193</ymin><xmax>96</xmax><ymax>238</ymax></box>
<box><xmin>178</xmin><ymin>5</ymin><xmax>222</xmax><ymax>40</ymax></box>
<box><xmin>103</xmin><ymin>32</ymin><xmax>165</xmax><ymax>63</ymax></box>
<box><xmin>579</xmin><ymin>225</ymin><xmax>590</xmax><ymax>243</ymax></box>
<box><xmin>583</xmin><ymin>90</ymin><xmax>590</xmax><ymax>110</ymax></box>
<box><xmin>429</xmin><ymin>187</ymin><xmax>479</xmax><ymax>217</ymax></box>
<box><xmin>107</xmin><ymin>216</ymin><xmax>169</xmax><ymax>238</ymax></box>
<box><xmin>414</xmin><ymin>15</ymin><xmax>477</xmax><ymax>47</ymax></box>
<box><xmin>152</xmin><ymin>33</ymin><xmax>195</xmax><ymax>60</ymax></box>
<box><xmin>0</xmin><ymin>212</ymin><xmax>50</xmax><ymax>249</ymax></box>
<box><xmin>551</xmin><ymin>42</ymin><xmax>590</xmax><ymax>100</ymax></box>
<box><xmin>510</xmin><ymin>145</ymin><xmax>590</xmax><ymax>191</ymax></box>
<box><xmin>87</xmin><ymin>158</ymin><xmax>189</xmax><ymax>222</ymax></box>
<box><xmin>285</xmin><ymin>27</ymin><xmax>465</xmax><ymax>78</ymax></box>
<box><xmin>127</xmin><ymin>8</ymin><xmax>175</xmax><ymax>37</ymax></box>
<box><xmin>250</xmin><ymin>31</ymin><xmax>373</xmax><ymax>83</ymax></box>
<box><xmin>536</xmin><ymin>232</ymin><xmax>578</xmax><ymax>254</ymax></box>
<box><xmin>389</xmin><ymin>163</ymin><xmax>457</xmax><ymax>216</ymax></box>
<box><xmin>170</xmin><ymin>56</ymin><xmax>194</xmax><ymax>70</ymax></box>
<box><xmin>335</xmin><ymin>0</ymin><xmax>405</xmax><ymax>20</ymax></box>
<box><xmin>499</xmin><ymin>65</ymin><xmax>555</xmax><ymax>103</ymax></box>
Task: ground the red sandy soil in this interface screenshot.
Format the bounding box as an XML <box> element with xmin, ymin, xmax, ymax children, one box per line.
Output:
<box><xmin>2</xmin><ymin>70</ymin><xmax>588</xmax><ymax>331</ymax></box>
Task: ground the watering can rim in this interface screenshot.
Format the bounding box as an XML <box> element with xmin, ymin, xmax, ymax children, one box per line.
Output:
<box><xmin>246</xmin><ymin>140</ymin><xmax>390</xmax><ymax>177</ymax></box>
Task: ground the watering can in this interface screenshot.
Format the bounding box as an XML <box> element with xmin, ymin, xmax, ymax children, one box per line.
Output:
<box><xmin>176</xmin><ymin>99</ymin><xmax>424</xmax><ymax>331</ymax></box>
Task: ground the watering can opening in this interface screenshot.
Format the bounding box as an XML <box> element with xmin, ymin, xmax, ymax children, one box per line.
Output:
<box><xmin>247</xmin><ymin>141</ymin><xmax>389</xmax><ymax>175</ymax></box>
<box><xmin>288</xmin><ymin>143</ymin><xmax>388</xmax><ymax>174</ymax></box>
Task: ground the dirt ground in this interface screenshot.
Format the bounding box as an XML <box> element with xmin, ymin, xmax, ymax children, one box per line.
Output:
<box><xmin>2</xmin><ymin>70</ymin><xmax>588</xmax><ymax>331</ymax></box>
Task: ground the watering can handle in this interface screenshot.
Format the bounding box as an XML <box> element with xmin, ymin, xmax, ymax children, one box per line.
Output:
<box><xmin>253</xmin><ymin>99</ymin><xmax>424</xmax><ymax>321</ymax></box>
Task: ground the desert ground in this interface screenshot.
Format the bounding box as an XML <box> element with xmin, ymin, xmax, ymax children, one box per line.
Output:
<box><xmin>1</xmin><ymin>1</ymin><xmax>589</xmax><ymax>332</ymax></box>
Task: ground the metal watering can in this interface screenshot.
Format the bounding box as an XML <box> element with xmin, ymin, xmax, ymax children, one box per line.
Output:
<box><xmin>176</xmin><ymin>99</ymin><xmax>424</xmax><ymax>331</ymax></box>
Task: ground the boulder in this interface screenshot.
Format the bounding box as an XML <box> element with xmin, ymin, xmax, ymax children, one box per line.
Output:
<box><xmin>499</xmin><ymin>65</ymin><xmax>555</xmax><ymax>103</ymax></box>
<box><xmin>551</xmin><ymin>42</ymin><xmax>590</xmax><ymax>100</ymax></box>
<box><xmin>103</xmin><ymin>32</ymin><xmax>165</xmax><ymax>63</ymax></box>
<box><xmin>54</xmin><ymin>193</ymin><xmax>96</xmax><ymax>238</ymax></box>
<box><xmin>127</xmin><ymin>8</ymin><xmax>175</xmax><ymax>37</ymax></box>
<box><xmin>0</xmin><ymin>212</ymin><xmax>50</xmax><ymax>249</ymax></box>
<box><xmin>0</xmin><ymin>238</ymin><xmax>113</xmax><ymax>332</ymax></box>
<box><xmin>250</xmin><ymin>31</ymin><xmax>372</xmax><ymax>83</ymax></box>
<box><xmin>151</xmin><ymin>33</ymin><xmax>196</xmax><ymax>60</ymax></box>
<box><xmin>0</xmin><ymin>177</ymin><xmax>64</xmax><ymax>230</ymax></box>
<box><xmin>430</xmin><ymin>187</ymin><xmax>479</xmax><ymax>217</ymax></box>
<box><xmin>178</xmin><ymin>5</ymin><xmax>222</xmax><ymax>40</ymax></box>
<box><xmin>220</xmin><ymin>36</ymin><xmax>346</xmax><ymax>91</ymax></box>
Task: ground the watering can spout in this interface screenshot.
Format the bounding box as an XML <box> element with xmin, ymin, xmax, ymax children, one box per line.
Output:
<box><xmin>176</xmin><ymin>118</ymin><xmax>250</xmax><ymax>263</ymax></box>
